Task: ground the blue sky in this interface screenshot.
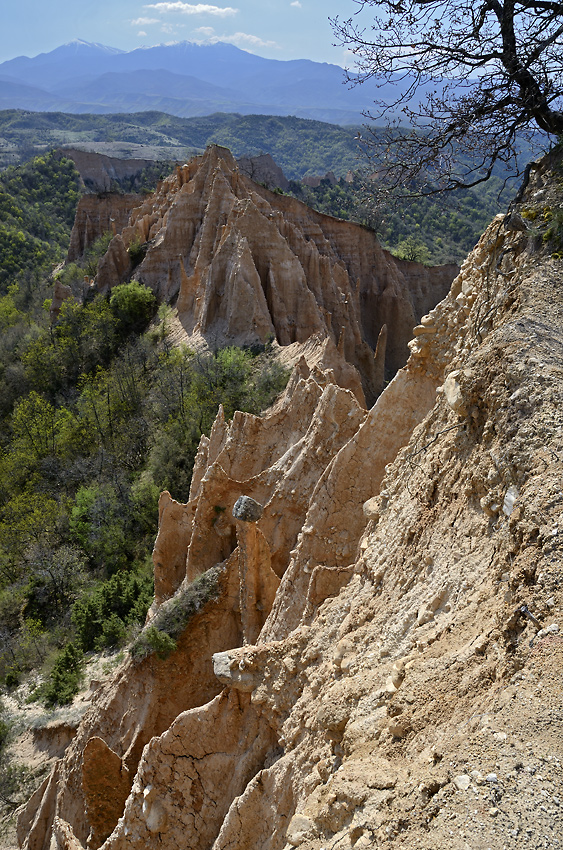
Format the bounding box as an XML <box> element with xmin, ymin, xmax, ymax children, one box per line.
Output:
<box><xmin>0</xmin><ymin>0</ymin><xmax>358</xmax><ymax>66</ymax></box>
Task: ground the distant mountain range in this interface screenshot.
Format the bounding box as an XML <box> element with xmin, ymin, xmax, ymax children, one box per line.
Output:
<box><xmin>0</xmin><ymin>39</ymin><xmax>421</xmax><ymax>125</ymax></box>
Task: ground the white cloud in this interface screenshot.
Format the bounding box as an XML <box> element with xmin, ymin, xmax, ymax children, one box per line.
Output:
<box><xmin>193</xmin><ymin>26</ymin><xmax>215</xmax><ymax>36</ymax></box>
<box><xmin>144</xmin><ymin>2</ymin><xmax>238</xmax><ymax>15</ymax></box>
<box><xmin>137</xmin><ymin>30</ymin><xmax>148</xmax><ymax>36</ymax></box>
<box><xmin>131</xmin><ymin>16</ymin><xmax>159</xmax><ymax>25</ymax></box>
<box><xmin>209</xmin><ymin>31</ymin><xmax>277</xmax><ymax>48</ymax></box>
<box><xmin>290</xmin><ymin>1</ymin><xmax>302</xmax><ymax>7</ymax></box>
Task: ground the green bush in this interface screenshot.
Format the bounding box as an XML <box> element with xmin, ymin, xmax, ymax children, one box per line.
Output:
<box><xmin>130</xmin><ymin>567</ymin><xmax>220</xmax><ymax>662</ymax></box>
<box><xmin>133</xmin><ymin>626</ymin><xmax>177</xmax><ymax>661</ymax></box>
<box><xmin>71</xmin><ymin>570</ymin><xmax>154</xmax><ymax>652</ymax></box>
<box><xmin>0</xmin><ymin>718</ymin><xmax>9</xmax><ymax>750</ymax></box>
<box><xmin>110</xmin><ymin>280</ymin><xmax>156</xmax><ymax>336</ymax></box>
<box><xmin>127</xmin><ymin>239</ymin><xmax>148</xmax><ymax>269</ymax></box>
<box><xmin>41</xmin><ymin>642</ymin><xmax>83</xmax><ymax>707</ymax></box>
<box><xmin>4</xmin><ymin>669</ymin><xmax>20</xmax><ymax>689</ymax></box>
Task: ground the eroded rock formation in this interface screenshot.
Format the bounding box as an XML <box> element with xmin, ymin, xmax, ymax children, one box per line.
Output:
<box><xmin>90</xmin><ymin>145</ymin><xmax>456</xmax><ymax>405</ymax></box>
<box><xmin>61</xmin><ymin>150</ymin><xmax>155</xmax><ymax>194</ymax></box>
<box><xmin>67</xmin><ymin>195</ymin><xmax>143</xmax><ymax>263</ymax></box>
<box><xmin>20</xmin><ymin>152</ymin><xmax>563</xmax><ymax>850</ymax></box>
<box><xmin>237</xmin><ymin>153</ymin><xmax>290</xmax><ymax>191</ymax></box>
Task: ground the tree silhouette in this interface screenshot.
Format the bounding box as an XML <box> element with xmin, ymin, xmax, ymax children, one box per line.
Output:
<box><xmin>332</xmin><ymin>0</ymin><xmax>563</xmax><ymax>195</ymax></box>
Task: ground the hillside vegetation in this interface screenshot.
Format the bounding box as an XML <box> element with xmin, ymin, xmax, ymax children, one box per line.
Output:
<box><xmin>0</xmin><ymin>153</ymin><xmax>288</xmax><ymax>740</ymax></box>
<box><xmin>0</xmin><ymin>110</ymin><xmax>362</xmax><ymax>178</ymax></box>
<box><xmin>0</xmin><ymin>150</ymin><xmax>80</xmax><ymax>286</ymax></box>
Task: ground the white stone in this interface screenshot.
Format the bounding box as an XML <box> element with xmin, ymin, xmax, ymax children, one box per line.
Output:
<box><xmin>443</xmin><ymin>371</ymin><xmax>466</xmax><ymax>416</ymax></box>
<box><xmin>286</xmin><ymin>814</ymin><xmax>315</xmax><ymax>846</ymax></box>
<box><xmin>502</xmin><ymin>485</ymin><xmax>519</xmax><ymax>516</ymax></box>
<box><xmin>453</xmin><ymin>774</ymin><xmax>471</xmax><ymax>791</ymax></box>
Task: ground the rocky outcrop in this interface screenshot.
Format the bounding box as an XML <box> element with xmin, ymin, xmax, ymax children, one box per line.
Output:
<box><xmin>302</xmin><ymin>171</ymin><xmax>337</xmax><ymax>188</ymax></box>
<box><xmin>94</xmin><ymin>145</ymin><xmax>456</xmax><ymax>405</ymax></box>
<box><xmin>20</xmin><ymin>153</ymin><xmax>563</xmax><ymax>850</ymax></box>
<box><xmin>18</xmin><ymin>362</ymin><xmax>366</xmax><ymax>850</ymax></box>
<box><xmin>61</xmin><ymin>150</ymin><xmax>155</xmax><ymax>194</ymax></box>
<box><xmin>67</xmin><ymin>194</ymin><xmax>142</xmax><ymax>262</ymax></box>
<box><xmin>49</xmin><ymin>279</ymin><xmax>73</xmax><ymax>322</ymax></box>
<box><xmin>237</xmin><ymin>153</ymin><xmax>290</xmax><ymax>191</ymax></box>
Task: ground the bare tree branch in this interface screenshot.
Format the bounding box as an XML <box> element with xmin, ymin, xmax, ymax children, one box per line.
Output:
<box><xmin>332</xmin><ymin>0</ymin><xmax>563</xmax><ymax>196</ymax></box>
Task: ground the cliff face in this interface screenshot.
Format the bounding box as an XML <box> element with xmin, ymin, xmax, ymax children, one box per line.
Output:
<box><xmin>61</xmin><ymin>150</ymin><xmax>155</xmax><ymax>194</ymax></box>
<box><xmin>91</xmin><ymin>145</ymin><xmax>456</xmax><ymax>404</ymax></box>
<box><xmin>67</xmin><ymin>194</ymin><xmax>142</xmax><ymax>263</ymax></box>
<box><xmin>20</xmin><ymin>153</ymin><xmax>563</xmax><ymax>850</ymax></box>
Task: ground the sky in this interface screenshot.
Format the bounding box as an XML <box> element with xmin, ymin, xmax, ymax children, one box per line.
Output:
<box><xmin>0</xmin><ymin>0</ymin><xmax>360</xmax><ymax>66</ymax></box>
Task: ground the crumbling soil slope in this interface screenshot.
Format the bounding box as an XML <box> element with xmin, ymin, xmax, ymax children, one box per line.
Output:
<box><xmin>19</xmin><ymin>152</ymin><xmax>563</xmax><ymax>850</ymax></box>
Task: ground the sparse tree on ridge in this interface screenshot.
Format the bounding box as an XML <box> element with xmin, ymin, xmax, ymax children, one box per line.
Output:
<box><xmin>332</xmin><ymin>0</ymin><xmax>563</xmax><ymax>195</ymax></box>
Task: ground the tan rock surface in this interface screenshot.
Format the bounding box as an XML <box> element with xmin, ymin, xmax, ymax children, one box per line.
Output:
<box><xmin>49</xmin><ymin>279</ymin><xmax>73</xmax><ymax>322</ymax></box>
<box><xmin>61</xmin><ymin>150</ymin><xmax>154</xmax><ymax>194</ymax></box>
<box><xmin>67</xmin><ymin>194</ymin><xmax>143</xmax><ymax>263</ymax></box>
<box><xmin>81</xmin><ymin>737</ymin><xmax>132</xmax><ymax>848</ymax></box>
<box><xmin>237</xmin><ymin>153</ymin><xmax>290</xmax><ymax>191</ymax></box>
<box><xmin>93</xmin><ymin>145</ymin><xmax>456</xmax><ymax>405</ymax></box>
<box><xmin>18</xmin><ymin>153</ymin><xmax>563</xmax><ymax>850</ymax></box>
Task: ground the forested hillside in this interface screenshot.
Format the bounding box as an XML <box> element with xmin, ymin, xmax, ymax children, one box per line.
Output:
<box><xmin>290</xmin><ymin>172</ymin><xmax>511</xmax><ymax>264</ymax></box>
<box><xmin>0</xmin><ymin>151</ymin><xmax>80</xmax><ymax>285</ymax></box>
<box><xmin>0</xmin><ymin>152</ymin><xmax>287</xmax><ymax>744</ymax></box>
<box><xmin>0</xmin><ymin>110</ymin><xmax>362</xmax><ymax>178</ymax></box>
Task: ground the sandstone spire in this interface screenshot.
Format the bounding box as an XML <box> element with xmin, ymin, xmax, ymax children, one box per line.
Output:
<box><xmin>87</xmin><ymin>145</ymin><xmax>456</xmax><ymax>405</ymax></box>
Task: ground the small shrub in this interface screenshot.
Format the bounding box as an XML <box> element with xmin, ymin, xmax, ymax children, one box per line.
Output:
<box><xmin>542</xmin><ymin>207</ymin><xmax>563</xmax><ymax>251</ymax></box>
<box><xmin>130</xmin><ymin>567</ymin><xmax>220</xmax><ymax>662</ymax></box>
<box><xmin>127</xmin><ymin>239</ymin><xmax>148</xmax><ymax>269</ymax></box>
<box><xmin>40</xmin><ymin>643</ymin><xmax>83</xmax><ymax>708</ymax></box>
<box><xmin>4</xmin><ymin>669</ymin><xmax>20</xmax><ymax>689</ymax></box>
<box><xmin>110</xmin><ymin>280</ymin><xmax>156</xmax><ymax>336</ymax></box>
<box><xmin>0</xmin><ymin>718</ymin><xmax>10</xmax><ymax>749</ymax></box>
<box><xmin>136</xmin><ymin>626</ymin><xmax>177</xmax><ymax>661</ymax></box>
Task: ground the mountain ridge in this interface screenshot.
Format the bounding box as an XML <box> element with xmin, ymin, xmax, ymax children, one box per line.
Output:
<box><xmin>0</xmin><ymin>39</ymin><xmax>443</xmax><ymax>125</ymax></box>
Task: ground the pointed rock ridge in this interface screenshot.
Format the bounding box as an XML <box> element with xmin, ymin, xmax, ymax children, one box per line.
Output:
<box><xmin>18</xmin><ymin>557</ymin><xmax>243</xmax><ymax>850</ymax></box>
<box><xmin>232</xmin><ymin>497</ymin><xmax>280</xmax><ymax>645</ymax></box>
<box><xmin>92</xmin><ymin>144</ymin><xmax>456</xmax><ymax>404</ymax></box>
<box><xmin>95</xmin><ymin>235</ymin><xmax>131</xmax><ymax>294</ymax></box>
<box><xmin>67</xmin><ymin>194</ymin><xmax>142</xmax><ymax>263</ymax></box>
<box><xmin>151</xmin><ymin>491</ymin><xmax>194</xmax><ymax>606</ymax></box>
<box><xmin>373</xmin><ymin>322</ymin><xmax>387</xmax><ymax>396</ymax></box>
<box><xmin>99</xmin><ymin>690</ymin><xmax>278</xmax><ymax>850</ymax></box>
<box><xmin>182</xmin><ymin>365</ymin><xmax>366</xmax><ymax>586</ymax></box>
<box><xmin>16</xmin><ymin>363</ymin><xmax>365</xmax><ymax>850</ymax></box>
